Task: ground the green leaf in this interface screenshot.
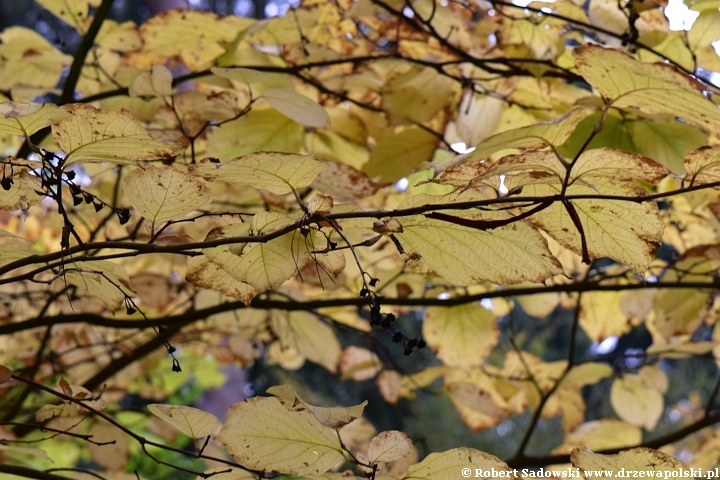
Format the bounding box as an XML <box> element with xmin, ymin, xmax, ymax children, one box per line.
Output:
<box><xmin>262</xmin><ymin>89</ymin><xmax>330</xmax><ymax>127</ymax></box>
<box><xmin>423</xmin><ymin>304</ymin><xmax>498</xmax><ymax>369</ymax></box>
<box><xmin>190</xmin><ymin>152</ymin><xmax>326</xmax><ymax>195</ymax></box>
<box><xmin>0</xmin><ymin>102</ymin><xmax>71</xmax><ymax>137</ymax></box>
<box><xmin>362</xmin><ymin>127</ymin><xmax>438</xmax><ymax>182</ymax></box>
<box><xmin>147</xmin><ymin>404</ymin><xmax>219</xmax><ymax>439</ymax></box>
<box><xmin>404</xmin><ymin>448</ymin><xmax>513</xmax><ymax>480</ymax></box>
<box><xmin>52</xmin><ymin>104</ymin><xmax>184</xmax><ymax>165</ymax></box>
<box><xmin>573</xmin><ymin>45</ymin><xmax>720</xmax><ymax>137</ymax></box>
<box><xmin>217</xmin><ymin>396</ymin><xmax>344</xmax><ymax>475</ymax></box>
<box><xmin>122</xmin><ymin>165</ymin><xmax>212</xmax><ymax>224</ymax></box>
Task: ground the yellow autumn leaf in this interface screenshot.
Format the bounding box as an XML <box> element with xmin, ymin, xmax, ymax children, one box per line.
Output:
<box><xmin>36</xmin><ymin>0</ymin><xmax>89</xmax><ymax>31</ymax></box>
<box><xmin>422</xmin><ymin>304</ymin><xmax>498</xmax><ymax>369</ymax></box>
<box><xmin>684</xmin><ymin>146</ymin><xmax>720</xmax><ymax>185</ymax></box>
<box><xmin>523</xmin><ymin>183</ymin><xmax>663</xmax><ymax>274</ymax></box>
<box><xmin>0</xmin><ymin>162</ymin><xmax>45</xmax><ymax>211</ymax></box>
<box><xmin>64</xmin><ymin>260</ymin><xmax>136</xmax><ymax>310</ymax></box>
<box><xmin>190</xmin><ymin>152</ymin><xmax>326</xmax><ymax>195</ymax></box>
<box><xmin>404</xmin><ymin>448</ymin><xmax>514</xmax><ymax>480</ymax></box>
<box><xmin>578</xmin><ymin>292</ymin><xmax>630</xmax><ymax>343</ymax></box>
<box><xmin>122</xmin><ymin>166</ymin><xmax>212</xmax><ymax>224</ymax></box>
<box><xmin>571</xmin><ymin>447</ymin><xmax>687</xmax><ymax>477</ymax></box>
<box><xmin>362</xmin><ymin>127</ymin><xmax>438</xmax><ymax>182</ymax></box>
<box><xmin>0</xmin><ymin>27</ymin><xmax>72</xmax><ymax>92</ymax></box>
<box><xmin>687</xmin><ymin>10</ymin><xmax>720</xmax><ymax>50</ymax></box>
<box><xmin>211</xmin><ymin>67</ymin><xmax>267</xmax><ymax>86</ymax></box>
<box><xmin>262</xmin><ymin>89</ymin><xmax>330</xmax><ymax>128</ymax></box>
<box><xmin>339</xmin><ymin>346</ymin><xmax>383</xmax><ymax>381</ymax></box>
<box><xmin>367</xmin><ymin>431</ymin><xmax>413</xmax><ymax>464</ymax></box>
<box><xmin>129</xmin><ymin>65</ymin><xmax>173</xmax><ymax>98</ymax></box>
<box><xmin>207</xmin><ymin>109</ymin><xmax>304</xmax><ymax>159</ymax></box>
<box><xmin>267</xmin><ymin>384</ymin><xmax>368</xmax><ymax>428</ymax></box>
<box><xmin>147</xmin><ymin>404</ymin><xmax>219</xmax><ymax>439</ymax></box>
<box><xmin>52</xmin><ymin>104</ymin><xmax>184</xmax><ymax>165</ymax></box>
<box><xmin>138</xmin><ymin>10</ymin><xmax>240</xmax><ymax>70</ymax></box>
<box><xmin>610</xmin><ymin>375</ymin><xmax>664</xmax><ymax>431</ymax></box>
<box><xmin>555</xmin><ymin>420</ymin><xmax>642</xmax><ymax>454</ymax></box>
<box><xmin>464</xmin><ymin>108</ymin><xmax>591</xmax><ymax>163</ymax></box>
<box><xmin>96</xmin><ymin>20</ymin><xmax>143</xmax><ymax>52</ymax></box>
<box><xmin>185</xmin><ymin>256</ymin><xmax>258</xmax><ymax>306</ymax></box>
<box><xmin>197</xmin><ymin>468</ymin><xmax>258</xmax><ymax>480</ymax></box>
<box><xmin>217</xmin><ymin>396</ymin><xmax>344</xmax><ymax>475</ymax></box>
<box><xmin>396</xmin><ymin>216</ymin><xmax>562</xmax><ymax>286</ymax></box>
<box><xmin>0</xmin><ymin>102</ymin><xmax>71</xmax><ymax>137</ymax></box>
<box><xmin>271</xmin><ymin>310</ymin><xmax>341</xmax><ymax>372</ymax></box>
<box><xmin>573</xmin><ymin>45</ymin><xmax>720</xmax><ymax>137</ymax></box>
<box><xmin>382</xmin><ymin>67</ymin><xmax>455</xmax><ymax>124</ymax></box>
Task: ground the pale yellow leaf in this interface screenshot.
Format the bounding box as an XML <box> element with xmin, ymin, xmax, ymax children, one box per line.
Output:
<box><xmin>217</xmin><ymin>396</ymin><xmax>344</xmax><ymax>475</ymax></box>
<box><xmin>367</xmin><ymin>431</ymin><xmax>413</xmax><ymax>464</ymax></box>
<box><xmin>525</xmin><ymin>183</ymin><xmax>663</xmax><ymax>274</ymax></box>
<box><xmin>423</xmin><ymin>304</ymin><xmax>498</xmax><ymax>368</ymax></box>
<box><xmin>52</xmin><ymin>104</ymin><xmax>183</xmax><ymax>165</ymax></box>
<box><xmin>362</xmin><ymin>127</ymin><xmax>438</xmax><ymax>182</ymax></box>
<box><xmin>147</xmin><ymin>404</ymin><xmax>219</xmax><ymax>439</ymax></box>
<box><xmin>0</xmin><ymin>102</ymin><xmax>71</xmax><ymax>137</ymax></box>
<box><xmin>573</xmin><ymin>45</ymin><xmax>720</xmax><ymax>137</ymax></box>
<box><xmin>340</xmin><ymin>346</ymin><xmax>383</xmax><ymax>381</ymax></box>
<box><xmin>571</xmin><ymin>447</ymin><xmax>687</xmax><ymax>476</ymax></box>
<box><xmin>377</xmin><ymin>370</ymin><xmax>403</xmax><ymax>405</ymax></box>
<box><xmin>0</xmin><ymin>28</ymin><xmax>72</xmax><ymax>91</ymax></box>
<box><xmin>456</xmin><ymin>93</ymin><xmax>505</xmax><ymax>147</ymax></box>
<box><xmin>271</xmin><ymin>310</ymin><xmax>341</xmax><ymax>372</ymax></box>
<box><xmin>190</xmin><ymin>152</ymin><xmax>326</xmax><ymax>195</ymax></box>
<box><xmin>610</xmin><ymin>376</ymin><xmax>664</xmax><ymax>430</ymax></box>
<box><xmin>579</xmin><ymin>292</ymin><xmax>630</xmax><ymax>343</ymax></box>
<box><xmin>35</xmin><ymin>0</ymin><xmax>88</xmax><ymax>30</ymax></box>
<box><xmin>262</xmin><ymin>89</ymin><xmax>329</xmax><ymax>128</ymax></box>
<box><xmin>122</xmin><ymin>166</ymin><xmax>212</xmax><ymax>224</ymax></box>
<box><xmin>684</xmin><ymin>146</ymin><xmax>720</xmax><ymax>185</ymax></box>
<box><xmin>556</xmin><ymin>420</ymin><xmax>642</xmax><ymax>454</ymax></box>
<box><xmin>88</xmin><ymin>420</ymin><xmax>130</xmax><ymax>471</ymax></box>
<box><xmin>465</xmin><ymin>108</ymin><xmax>591</xmax><ymax>163</ymax></box>
<box><xmin>404</xmin><ymin>448</ymin><xmax>513</xmax><ymax>480</ymax></box>
<box><xmin>96</xmin><ymin>20</ymin><xmax>142</xmax><ymax>52</ymax></box>
<box><xmin>397</xmin><ymin>216</ymin><xmax>562</xmax><ymax>285</ymax></box>
<box><xmin>129</xmin><ymin>65</ymin><xmax>173</xmax><ymax>98</ymax></box>
<box><xmin>207</xmin><ymin>109</ymin><xmax>303</xmax><ymax>159</ymax></box>
<box><xmin>185</xmin><ymin>256</ymin><xmax>258</xmax><ymax>306</ymax></box>
<box><xmin>267</xmin><ymin>384</ymin><xmax>368</xmax><ymax>428</ymax></box>
<box><xmin>138</xmin><ymin>10</ymin><xmax>239</xmax><ymax>70</ymax></box>
<box><xmin>688</xmin><ymin>10</ymin><xmax>720</xmax><ymax>50</ymax></box>
<box><xmin>211</xmin><ymin>67</ymin><xmax>267</xmax><ymax>85</ymax></box>
<box><xmin>382</xmin><ymin>67</ymin><xmax>454</xmax><ymax>124</ymax></box>
<box><xmin>0</xmin><ymin>164</ymin><xmax>45</xmax><ymax>211</ymax></box>
<box><xmin>64</xmin><ymin>260</ymin><xmax>136</xmax><ymax>310</ymax></box>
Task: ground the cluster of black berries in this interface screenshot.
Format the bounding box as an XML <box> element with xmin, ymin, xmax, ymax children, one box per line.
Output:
<box><xmin>66</xmin><ymin>173</ymin><xmax>130</xmax><ymax>225</ymax></box>
<box><xmin>364</xmin><ymin>284</ymin><xmax>426</xmax><ymax>356</ymax></box>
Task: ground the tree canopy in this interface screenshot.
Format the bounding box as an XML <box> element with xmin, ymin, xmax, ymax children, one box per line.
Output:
<box><xmin>2</xmin><ymin>0</ymin><xmax>720</xmax><ymax>479</ymax></box>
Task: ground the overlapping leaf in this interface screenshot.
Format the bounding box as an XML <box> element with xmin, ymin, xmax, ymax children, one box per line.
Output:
<box><xmin>52</xmin><ymin>104</ymin><xmax>184</xmax><ymax>165</ymax></box>
<box><xmin>190</xmin><ymin>153</ymin><xmax>326</xmax><ymax>195</ymax></box>
<box><xmin>217</xmin><ymin>396</ymin><xmax>344</xmax><ymax>475</ymax></box>
<box><xmin>574</xmin><ymin>45</ymin><xmax>720</xmax><ymax>136</ymax></box>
